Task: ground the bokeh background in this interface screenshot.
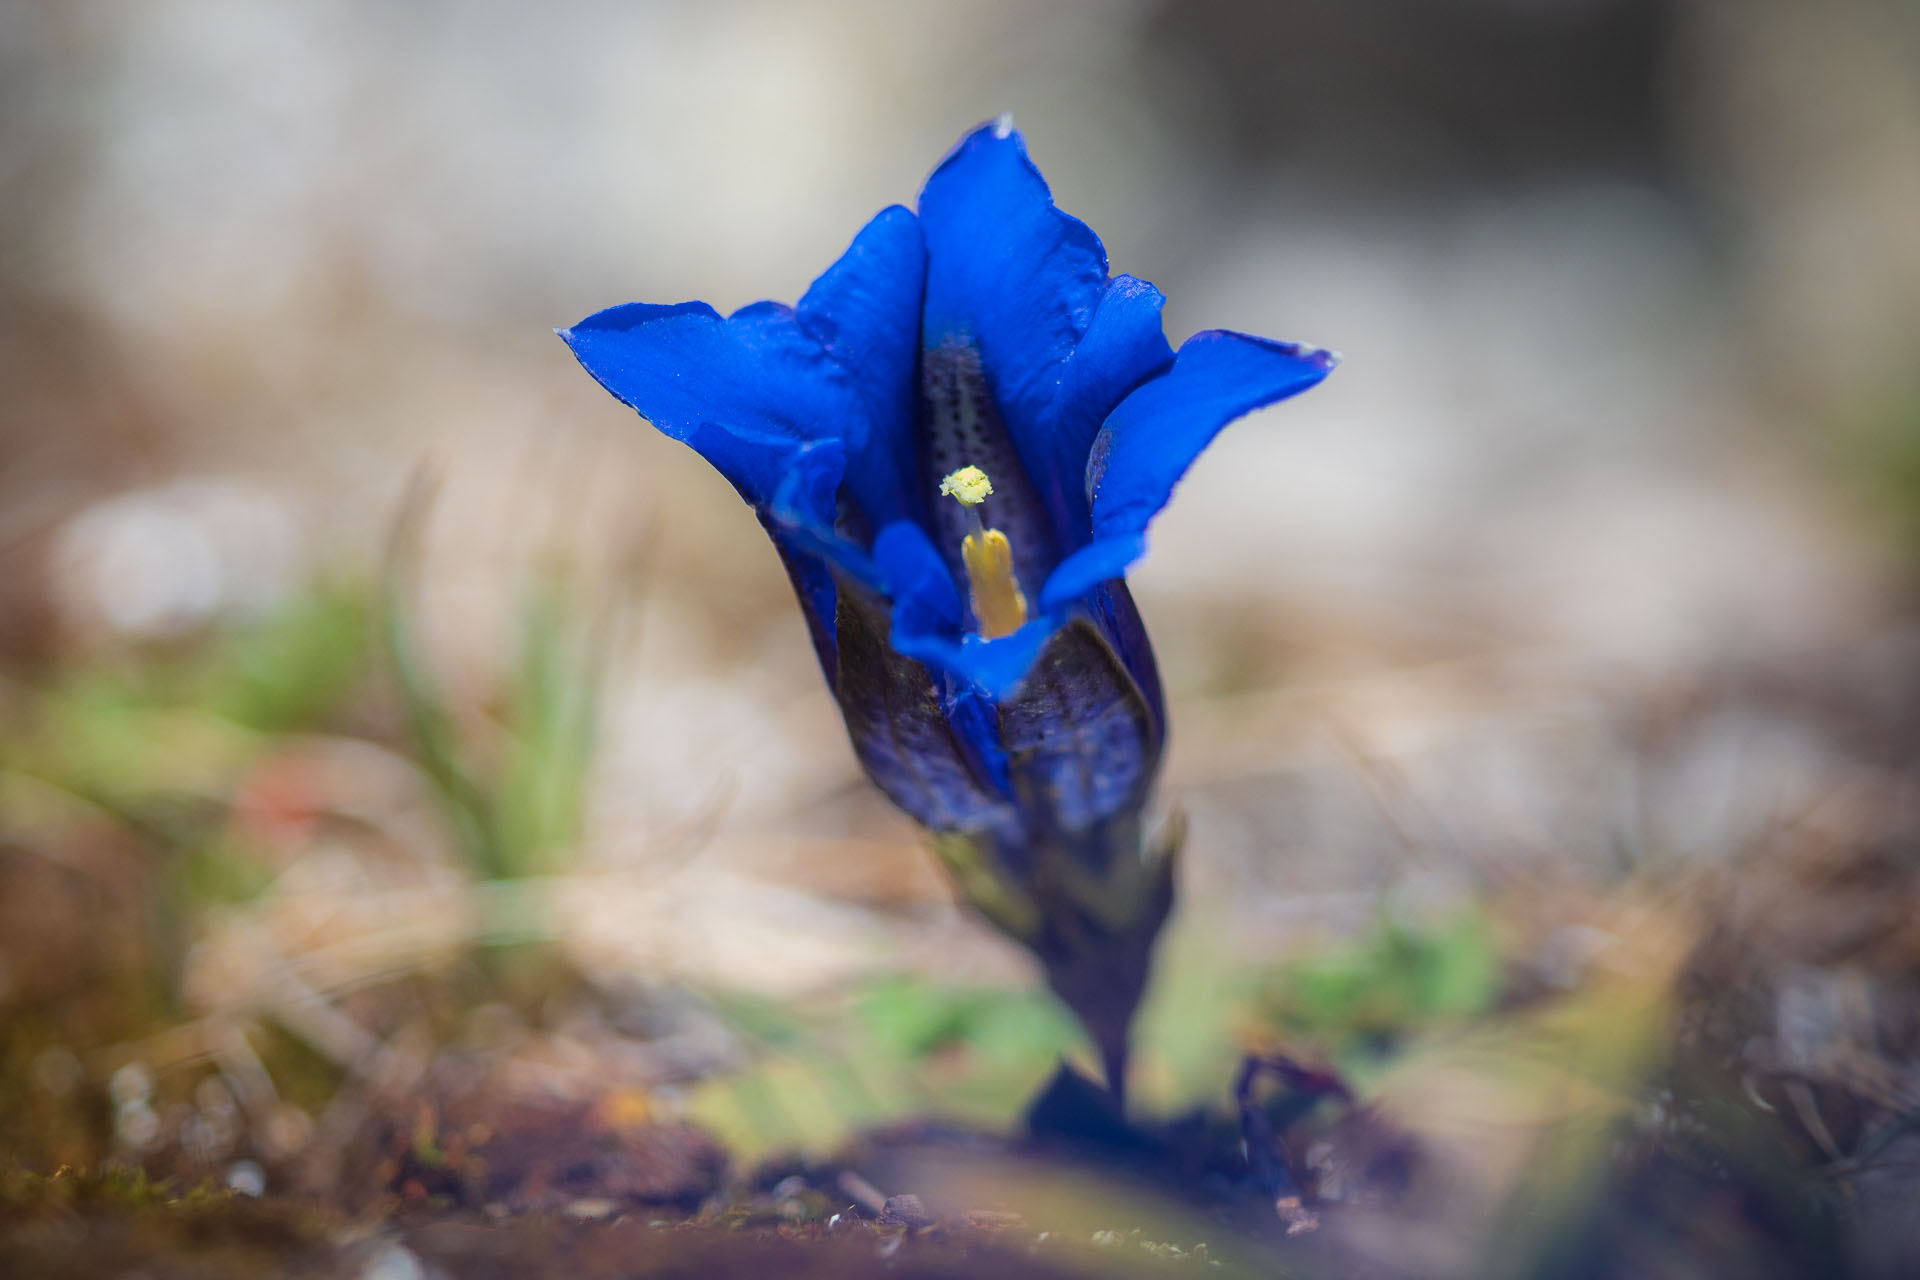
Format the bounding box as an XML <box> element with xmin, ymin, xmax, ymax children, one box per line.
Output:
<box><xmin>4</xmin><ymin>1</ymin><xmax>1920</xmax><ymax>1273</ymax></box>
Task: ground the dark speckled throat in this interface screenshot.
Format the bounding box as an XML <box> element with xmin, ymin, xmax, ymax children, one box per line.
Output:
<box><xmin>920</xmin><ymin>338</ymin><xmax>1056</xmax><ymax>626</ymax></box>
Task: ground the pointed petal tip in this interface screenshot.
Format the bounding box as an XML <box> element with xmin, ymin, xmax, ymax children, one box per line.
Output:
<box><xmin>568</xmin><ymin>299</ymin><xmax>723</xmax><ymax>336</ymax></box>
<box><xmin>1189</xmin><ymin>329</ymin><xmax>1340</xmax><ymax>372</ymax></box>
<box><xmin>868</xmin><ymin>201</ymin><xmax>919</xmax><ymax>230</ymax></box>
<box><xmin>1291</xmin><ymin>341</ymin><xmax>1342</xmax><ymax>371</ymax></box>
<box><xmin>1106</xmin><ymin>273</ymin><xmax>1168</xmax><ymax>306</ymax></box>
<box><xmin>934</xmin><ymin>116</ymin><xmax>1032</xmax><ymax>177</ymax></box>
<box><xmin>1079</xmin><ymin>327</ymin><xmax>1339</xmax><ymax>549</ymax></box>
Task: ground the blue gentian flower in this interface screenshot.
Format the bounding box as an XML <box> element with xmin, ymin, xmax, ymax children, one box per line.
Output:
<box><xmin>563</xmin><ymin>119</ymin><xmax>1334</xmax><ymax>1100</ymax></box>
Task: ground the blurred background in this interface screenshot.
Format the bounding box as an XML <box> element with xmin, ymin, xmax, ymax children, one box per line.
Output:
<box><xmin>4</xmin><ymin>1</ymin><xmax>1920</xmax><ymax>1274</ymax></box>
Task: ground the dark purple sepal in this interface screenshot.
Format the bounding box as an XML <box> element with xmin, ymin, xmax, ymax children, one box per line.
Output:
<box><xmin>829</xmin><ymin>584</ymin><xmax>1021</xmax><ymax>838</ymax></box>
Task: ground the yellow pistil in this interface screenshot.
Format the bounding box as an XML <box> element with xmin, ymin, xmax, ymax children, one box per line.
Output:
<box><xmin>940</xmin><ymin>465</ymin><xmax>1029</xmax><ymax>639</ymax></box>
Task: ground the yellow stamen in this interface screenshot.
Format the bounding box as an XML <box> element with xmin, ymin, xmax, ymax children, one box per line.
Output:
<box><xmin>941</xmin><ymin>466</ymin><xmax>1028</xmax><ymax>639</ymax></box>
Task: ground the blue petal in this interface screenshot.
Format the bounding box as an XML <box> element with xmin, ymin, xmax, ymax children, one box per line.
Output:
<box><xmin>873</xmin><ymin>519</ymin><xmax>962</xmax><ymax>633</ymax></box>
<box><xmin>946</xmin><ymin>622</ymin><xmax>1060</xmax><ymax>702</ymax></box>
<box><xmin>1040</xmin><ymin>331</ymin><xmax>1337</xmax><ymax>607</ymax></box>
<box><xmin>1040</xmin><ymin>534</ymin><xmax>1144</xmax><ymax>612</ymax></box>
<box><xmin>896</xmin><ymin>618</ymin><xmax>1061</xmax><ymax>703</ymax></box>
<box><xmin>564</xmin><ymin>259</ymin><xmax>920</xmax><ymax>601</ymax></box>
<box><xmin>1038</xmin><ymin>275</ymin><xmax>1174</xmax><ymax>542</ymax></box>
<box><xmin>767</xmin><ymin>436</ymin><xmax>844</xmax><ymax>528</ymax></box>
<box><xmin>562</xmin><ymin>300</ymin><xmax>845</xmax><ymax>508</ymax></box>
<box><xmin>768</xmin><ymin>438</ymin><xmax>885</xmax><ymax>592</ymax></box>
<box><xmin>918</xmin><ymin>122</ymin><xmax>1106</xmax><ymax>422</ymax></box>
<box><xmin>918</xmin><ymin>123</ymin><xmax>1116</xmax><ymax>531</ymax></box>
<box><xmin>564</xmin><ymin>208</ymin><xmax>923</xmax><ymax>536</ymax></box>
<box><xmin>564</xmin><ymin>300</ymin><xmax>886</xmax><ymax>685</ymax></box>
<box><xmin>796</xmin><ymin>206</ymin><xmax>926</xmax><ymax>527</ymax></box>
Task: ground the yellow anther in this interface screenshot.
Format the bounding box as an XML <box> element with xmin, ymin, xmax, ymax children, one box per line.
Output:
<box><xmin>939</xmin><ymin>465</ymin><xmax>994</xmax><ymax>506</ymax></box>
<box><xmin>961</xmin><ymin>528</ymin><xmax>1029</xmax><ymax>639</ymax></box>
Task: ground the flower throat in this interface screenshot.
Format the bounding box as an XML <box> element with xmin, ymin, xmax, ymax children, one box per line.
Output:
<box><xmin>922</xmin><ymin>338</ymin><xmax>1050</xmax><ymax>639</ymax></box>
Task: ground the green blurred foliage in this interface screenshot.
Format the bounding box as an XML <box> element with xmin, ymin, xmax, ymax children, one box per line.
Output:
<box><xmin>9</xmin><ymin>579</ymin><xmax>371</xmax><ymax>804</ymax></box>
<box><xmin>689</xmin><ymin>976</ymin><xmax>1087</xmax><ymax>1161</ymax></box>
<box><xmin>383</xmin><ymin>491</ymin><xmax>616</xmax><ymax>888</ymax></box>
<box><xmin>686</xmin><ymin>907</ymin><xmax>1507</xmax><ymax>1161</ymax></box>
<box><xmin>492</xmin><ymin>578</ymin><xmax>603</xmax><ymax>878</ymax></box>
<box><xmin>0</xmin><ymin>581</ymin><xmax>376</xmax><ymax>1003</ymax></box>
<box><xmin>204</xmin><ymin>582</ymin><xmax>375</xmax><ymax>733</ymax></box>
<box><xmin>0</xmin><ymin>557</ymin><xmax>615</xmax><ymax>1011</ymax></box>
<box><xmin>1121</xmin><ymin>902</ymin><xmax>1503</xmax><ymax>1113</ymax></box>
<box><xmin>855</xmin><ymin>974</ymin><xmax>1082</xmax><ymax>1065</ymax></box>
<box><xmin>1254</xmin><ymin>908</ymin><xmax>1501</xmax><ymax>1067</ymax></box>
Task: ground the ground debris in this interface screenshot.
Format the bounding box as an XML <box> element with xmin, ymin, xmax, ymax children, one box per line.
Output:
<box><xmin>2</xmin><ymin>1195</ymin><xmax>1191</xmax><ymax>1280</ymax></box>
<box><xmin>878</xmin><ymin>1192</ymin><xmax>933</xmax><ymax>1228</ymax></box>
<box><xmin>337</xmin><ymin>1049</ymin><xmax>727</xmax><ymax>1217</ymax></box>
